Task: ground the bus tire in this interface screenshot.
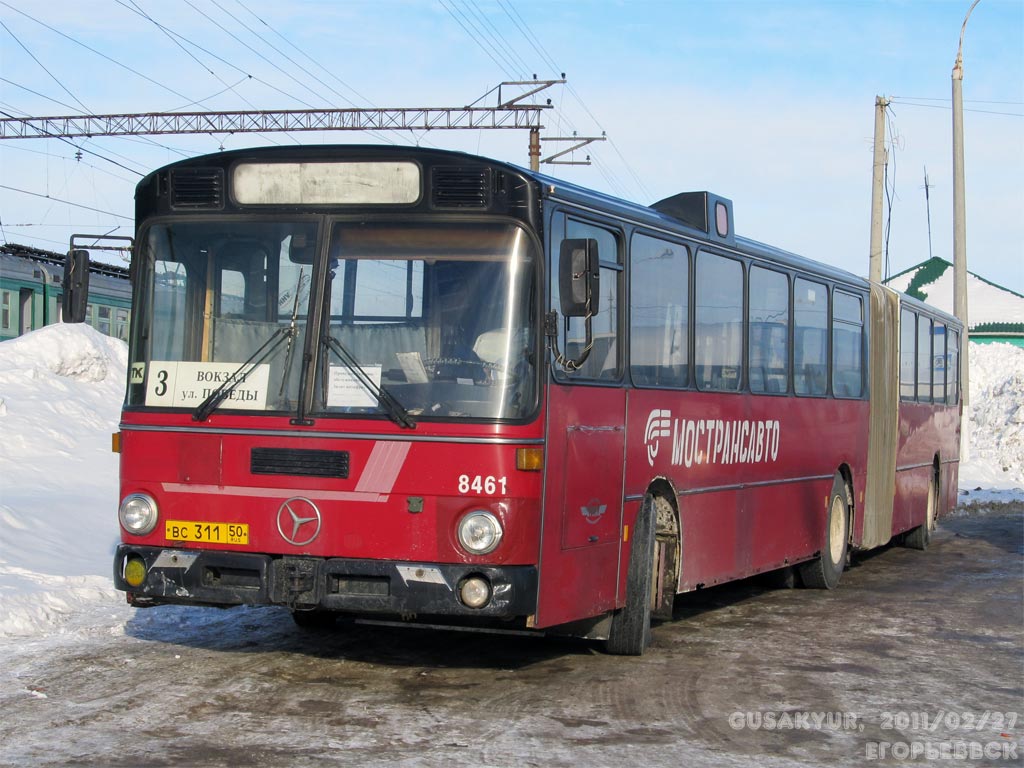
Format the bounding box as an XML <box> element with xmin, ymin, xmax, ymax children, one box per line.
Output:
<box><xmin>903</xmin><ymin>470</ymin><xmax>937</xmax><ymax>551</ymax></box>
<box><xmin>798</xmin><ymin>474</ymin><xmax>849</xmax><ymax>590</ymax></box>
<box><xmin>605</xmin><ymin>495</ymin><xmax>657</xmax><ymax>656</ymax></box>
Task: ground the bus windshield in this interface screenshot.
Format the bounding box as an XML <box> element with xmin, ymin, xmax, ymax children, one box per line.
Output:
<box><xmin>316</xmin><ymin>220</ymin><xmax>537</xmax><ymax>421</ymax></box>
<box><xmin>127</xmin><ymin>218</ymin><xmax>538</xmax><ymax>422</ymax></box>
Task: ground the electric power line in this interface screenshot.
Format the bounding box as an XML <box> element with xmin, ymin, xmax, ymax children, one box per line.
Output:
<box><xmin>889</xmin><ymin>98</ymin><xmax>1022</xmax><ymax>118</ymax></box>
<box><xmin>439</xmin><ymin>0</ymin><xmax>518</xmax><ymax>81</ymax></box>
<box><xmin>205</xmin><ymin>0</ymin><xmax>397</xmax><ymax>145</ymax></box>
<box><xmin>0</xmin><ymin>183</ymin><xmax>132</xmax><ymax>220</ymax></box>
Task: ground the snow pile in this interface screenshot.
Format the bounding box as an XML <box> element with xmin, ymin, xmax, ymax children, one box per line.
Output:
<box><xmin>959</xmin><ymin>342</ymin><xmax>1024</xmax><ymax>496</ymax></box>
<box><xmin>0</xmin><ymin>324</ymin><xmax>129</xmax><ymax>636</ymax></box>
<box><xmin>0</xmin><ymin>328</ymin><xmax>1020</xmax><ymax>639</ymax></box>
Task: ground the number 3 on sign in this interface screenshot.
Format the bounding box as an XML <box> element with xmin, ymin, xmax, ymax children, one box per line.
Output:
<box><xmin>457</xmin><ymin>474</ymin><xmax>507</xmax><ymax>495</ymax></box>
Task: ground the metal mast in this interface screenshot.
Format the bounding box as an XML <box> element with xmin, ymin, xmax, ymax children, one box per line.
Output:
<box><xmin>0</xmin><ymin>80</ymin><xmax>571</xmax><ymax>165</ymax></box>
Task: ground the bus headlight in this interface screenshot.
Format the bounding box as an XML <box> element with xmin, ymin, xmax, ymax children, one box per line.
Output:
<box><xmin>118</xmin><ymin>493</ymin><xmax>159</xmax><ymax>536</ymax></box>
<box><xmin>457</xmin><ymin>510</ymin><xmax>503</xmax><ymax>555</ymax></box>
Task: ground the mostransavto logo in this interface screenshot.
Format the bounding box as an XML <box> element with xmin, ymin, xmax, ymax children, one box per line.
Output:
<box><xmin>644</xmin><ymin>408</ymin><xmax>781</xmax><ymax>468</ymax></box>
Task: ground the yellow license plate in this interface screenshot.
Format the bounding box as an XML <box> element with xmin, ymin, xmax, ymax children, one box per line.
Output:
<box><xmin>165</xmin><ymin>520</ymin><xmax>249</xmax><ymax>545</ymax></box>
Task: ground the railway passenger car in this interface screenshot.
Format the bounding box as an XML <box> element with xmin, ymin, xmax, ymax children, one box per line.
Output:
<box><xmin>0</xmin><ymin>244</ymin><xmax>131</xmax><ymax>341</ymax></box>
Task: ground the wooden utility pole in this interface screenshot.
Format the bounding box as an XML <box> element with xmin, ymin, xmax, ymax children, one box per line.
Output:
<box><xmin>869</xmin><ymin>95</ymin><xmax>889</xmax><ymax>284</ymax></box>
<box><xmin>953</xmin><ymin>0</ymin><xmax>980</xmax><ymax>419</ymax></box>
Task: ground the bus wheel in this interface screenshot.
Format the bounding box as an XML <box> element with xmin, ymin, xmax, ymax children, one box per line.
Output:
<box><xmin>290</xmin><ymin>609</ymin><xmax>338</xmax><ymax>630</ymax></box>
<box><xmin>605</xmin><ymin>495</ymin><xmax>658</xmax><ymax>655</ymax></box>
<box><xmin>903</xmin><ymin>470</ymin><xmax>937</xmax><ymax>551</ymax></box>
<box><xmin>799</xmin><ymin>474</ymin><xmax>849</xmax><ymax>590</ymax></box>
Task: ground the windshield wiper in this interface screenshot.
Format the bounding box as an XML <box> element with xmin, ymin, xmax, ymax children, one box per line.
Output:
<box><xmin>192</xmin><ymin>327</ymin><xmax>293</xmax><ymax>422</ymax></box>
<box><xmin>322</xmin><ymin>335</ymin><xmax>416</xmax><ymax>429</ymax></box>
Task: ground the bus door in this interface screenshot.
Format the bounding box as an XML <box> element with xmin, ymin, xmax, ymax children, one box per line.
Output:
<box><xmin>536</xmin><ymin>215</ymin><xmax>626</xmax><ymax>628</ymax></box>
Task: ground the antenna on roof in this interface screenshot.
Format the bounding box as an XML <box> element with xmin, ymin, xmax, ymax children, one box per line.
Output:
<box><xmin>922</xmin><ymin>166</ymin><xmax>935</xmax><ymax>261</ymax></box>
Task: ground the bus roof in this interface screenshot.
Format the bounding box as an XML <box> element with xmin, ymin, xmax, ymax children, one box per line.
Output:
<box><xmin>139</xmin><ymin>144</ymin><xmax>959</xmax><ymax>327</ymax></box>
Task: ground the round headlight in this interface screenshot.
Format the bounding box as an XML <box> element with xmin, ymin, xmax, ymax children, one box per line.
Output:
<box><xmin>457</xmin><ymin>510</ymin><xmax>503</xmax><ymax>555</ymax></box>
<box><xmin>459</xmin><ymin>575</ymin><xmax>492</xmax><ymax>609</ymax></box>
<box><xmin>119</xmin><ymin>493</ymin><xmax>159</xmax><ymax>536</ymax></box>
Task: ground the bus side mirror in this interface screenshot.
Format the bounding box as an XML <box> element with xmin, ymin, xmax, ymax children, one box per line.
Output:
<box><xmin>558</xmin><ymin>238</ymin><xmax>600</xmax><ymax>317</ymax></box>
<box><xmin>62</xmin><ymin>249</ymin><xmax>91</xmax><ymax>323</ymax></box>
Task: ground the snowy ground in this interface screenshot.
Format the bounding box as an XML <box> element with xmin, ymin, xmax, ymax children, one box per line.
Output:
<box><xmin>0</xmin><ymin>325</ymin><xmax>1021</xmax><ymax>639</ymax></box>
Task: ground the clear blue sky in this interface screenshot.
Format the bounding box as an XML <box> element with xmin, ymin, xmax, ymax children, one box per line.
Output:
<box><xmin>1</xmin><ymin>0</ymin><xmax>1021</xmax><ymax>291</ymax></box>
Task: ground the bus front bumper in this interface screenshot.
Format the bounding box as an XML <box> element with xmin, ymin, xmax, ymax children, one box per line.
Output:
<box><xmin>113</xmin><ymin>545</ymin><xmax>537</xmax><ymax>619</ymax></box>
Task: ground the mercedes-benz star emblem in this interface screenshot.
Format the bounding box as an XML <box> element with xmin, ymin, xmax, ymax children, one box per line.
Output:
<box><xmin>276</xmin><ymin>497</ymin><xmax>322</xmax><ymax>546</ymax></box>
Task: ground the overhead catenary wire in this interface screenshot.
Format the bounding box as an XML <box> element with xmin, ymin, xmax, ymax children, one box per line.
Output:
<box><xmin>463</xmin><ymin>0</ymin><xmax>529</xmax><ymax>80</ymax></box>
<box><xmin>0</xmin><ymin>106</ymin><xmax>147</xmax><ymax>176</ymax></box>
<box><xmin>113</xmin><ymin>9</ymin><xmax>286</xmax><ymax>149</ymax></box>
<box><xmin>0</xmin><ymin>19</ymin><xmax>90</xmax><ymax>114</ymax></box>
<box><xmin>1</xmin><ymin>3</ymin><xmax>226</xmax><ymax>159</ymax></box>
<box><xmin>122</xmin><ymin>0</ymin><xmax>262</xmax><ymax>117</ymax></box>
<box><xmin>496</xmin><ymin>0</ymin><xmax>560</xmax><ymax>75</ymax></box>
<box><xmin>0</xmin><ymin>183</ymin><xmax>133</xmax><ymax>220</ymax></box>
<box><xmin>226</xmin><ymin>0</ymin><xmax>432</xmax><ymax>148</ymax></box>
<box><xmin>0</xmin><ymin>78</ymin><xmax>196</xmax><ymax>168</ymax></box>
<box><xmin>492</xmin><ymin>0</ymin><xmax>651</xmax><ymax>202</ymax></box>
<box><xmin>230</xmin><ymin>0</ymin><xmax>373</xmax><ymax>108</ymax></box>
<box><xmin>1</xmin><ymin>0</ymin><xmax>663</xmax><ymax>253</ymax></box>
<box><xmin>1</xmin><ymin>3</ymin><xmax>197</xmax><ymax>110</ymax></box>
<box><xmin>205</xmin><ymin>0</ymin><xmax>398</xmax><ymax>146</ymax></box>
<box><xmin>1</xmin><ymin>77</ymin><xmax>192</xmax><ymax>159</ymax></box>
<box><xmin>181</xmin><ymin>0</ymin><xmax>327</xmax><ymax>112</ymax></box>
<box><xmin>439</xmin><ymin>0</ymin><xmax>519</xmax><ymax>81</ymax></box>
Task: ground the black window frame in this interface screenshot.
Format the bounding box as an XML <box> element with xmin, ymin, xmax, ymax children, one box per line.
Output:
<box><xmin>548</xmin><ymin>209</ymin><xmax>625</xmax><ymax>385</ymax></box>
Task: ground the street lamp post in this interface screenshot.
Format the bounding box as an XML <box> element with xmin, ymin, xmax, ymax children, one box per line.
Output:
<box><xmin>952</xmin><ymin>0</ymin><xmax>979</xmax><ymax>457</ymax></box>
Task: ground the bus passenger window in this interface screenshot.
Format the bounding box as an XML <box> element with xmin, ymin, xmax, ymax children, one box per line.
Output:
<box><xmin>933</xmin><ymin>323</ymin><xmax>947</xmax><ymax>403</ymax></box>
<box><xmin>630</xmin><ymin>233</ymin><xmax>688</xmax><ymax>388</ymax></box>
<box><xmin>917</xmin><ymin>316</ymin><xmax>933</xmax><ymax>402</ymax></box>
<box><xmin>749</xmin><ymin>267</ymin><xmax>789</xmax><ymax>394</ymax></box>
<box><xmin>899</xmin><ymin>309</ymin><xmax>916</xmax><ymax>400</ymax></box>
<box><xmin>794</xmin><ymin>278</ymin><xmax>828</xmax><ymax>396</ymax></box>
<box><xmin>695</xmin><ymin>252</ymin><xmax>743</xmax><ymax>392</ymax></box>
<box><xmin>832</xmin><ymin>291</ymin><xmax>863</xmax><ymax>398</ymax></box>
<box><xmin>946</xmin><ymin>328</ymin><xmax>960</xmax><ymax>405</ymax></box>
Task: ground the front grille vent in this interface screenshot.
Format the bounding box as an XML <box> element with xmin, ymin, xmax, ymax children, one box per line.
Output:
<box><xmin>170</xmin><ymin>167</ymin><xmax>225</xmax><ymax>210</ymax></box>
<box><xmin>431</xmin><ymin>166</ymin><xmax>490</xmax><ymax>209</ymax></box>
<box><xmin>251</xmin><ymin>448</ymin><xmax>350</xmax><ymax>478</ymax></box>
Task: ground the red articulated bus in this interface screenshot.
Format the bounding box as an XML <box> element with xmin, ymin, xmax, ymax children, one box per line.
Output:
<box><xmin>111</xmin><ymin>145</ymin><xmax>961</xmax><ymax>654</ymax></box>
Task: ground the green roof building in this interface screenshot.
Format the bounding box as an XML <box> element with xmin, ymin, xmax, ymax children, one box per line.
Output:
<box><xmin>885</xmin><ymin>257</ymin><xmax>1024</xmax><ymax>348</ymax></box>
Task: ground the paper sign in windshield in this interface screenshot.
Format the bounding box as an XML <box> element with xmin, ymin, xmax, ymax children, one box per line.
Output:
<box><xmin>396</xmin><ymin>352</ymin><xmax>429</xmax><ymax>384</ymax></box>
<box><xmin>145</xmin><ymin>361</ymin><xmax>270</xmax><ymax>409</ymax></box>
<box><xmin>328</xmin><ymin>364</ymin><xmax>382</xmax><ymax>408</ymax></box>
